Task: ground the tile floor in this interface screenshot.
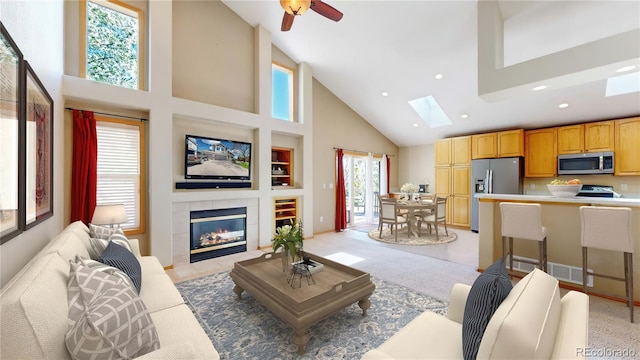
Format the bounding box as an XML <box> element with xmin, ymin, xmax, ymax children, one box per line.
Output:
<box><xmin>166</xmin><ymin>224</ymin><xmax>479</xmax><ymax>283</ymax></box>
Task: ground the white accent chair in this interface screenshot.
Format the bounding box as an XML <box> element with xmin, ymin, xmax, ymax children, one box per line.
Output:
<box><xmin>361</xmin><ymin>268</ymin><xmax>589</xmax><ymax>359</ymax></box>
<box><xmin>580</xmin><ymin>205</ymin><xmax>635</xmax><ymax>323</ymax></box>
<box><xmin>500</xmin><ymin>202</ymin><xmax>548</xmax><ymax>273</ymax></box>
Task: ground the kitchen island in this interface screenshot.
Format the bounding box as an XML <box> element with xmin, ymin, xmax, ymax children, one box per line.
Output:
<box><xmin>476</xmin><ymin>194</ymin><xmax>640</xmax><ymax>300</ymax></box>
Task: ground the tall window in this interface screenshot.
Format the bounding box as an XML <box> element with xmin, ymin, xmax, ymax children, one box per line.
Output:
<box><xmin>95</xmin><ymin>116</ymin><xmax>145</xmax><ymax>234</ymax></box>
<box><xmin>272</xmin><ymin>62</ymin><xmax>295</xmax><ymax>121</ymax></box>
<box><xmin>81</xmin><ymin>0</ymin><xmax>144</xmax><ymax>90</ymax></box>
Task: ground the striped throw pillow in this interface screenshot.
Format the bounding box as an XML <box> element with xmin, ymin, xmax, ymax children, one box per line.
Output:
<box><xmin>65</xmin><ymin>261</ymin><xmax>159</xmax><ymax>359</ymax></box>
<box><xmin>462</xmin><ymin>259</ymin><xmax>512</xmax><ymax>360</ymax></box>
<box><xmin>99</xmin><ymin>241</ymin><xmax>142</xmax><ymax>293</ymax></box>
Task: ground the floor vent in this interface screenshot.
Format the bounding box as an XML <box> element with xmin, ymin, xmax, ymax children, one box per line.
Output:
<box><xmin>507</xmin><ymin>256</ymin><xmax>593</xmax><ymax>287</ymax></box>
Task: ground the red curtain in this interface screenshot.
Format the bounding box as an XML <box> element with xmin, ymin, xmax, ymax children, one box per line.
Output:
<box><xmin>335</xmin><ymin>149</ymin><xmax>347</xmax><ymax>231</ymax></box>
<box><xmin>70</xmin><ymin>110</ymin><xmax>98</xmax><ymax>224</ymax></box>
<box><xmin>386</xmin><ymin>155</ymin><xmax>391</xmax><ymax>194</ymax></box>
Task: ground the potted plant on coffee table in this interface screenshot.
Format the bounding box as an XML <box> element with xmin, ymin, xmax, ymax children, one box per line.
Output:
<box><xmin>272</xmin><ymin>219</ymin><xmax>304</xmax><ymax>272</ymax></box>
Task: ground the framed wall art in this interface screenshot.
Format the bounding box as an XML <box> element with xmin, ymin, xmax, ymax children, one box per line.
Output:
<box><xmin>24</xmin><ymin>60</ymin><xmax>53</xmax><ymax>229</ymax></box>
<box><xmin>0</xmin><ymin>23</ymin><xmax>24</xmax><ymax>243</ymax></box>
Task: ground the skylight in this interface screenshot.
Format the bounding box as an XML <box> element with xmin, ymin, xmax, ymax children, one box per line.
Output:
<box><xmin>605</xmin><ymin>72</ymin><xmax>640</xmax><ymax>97</ymax></box>
<box><xmin>408</xmin><ymin>96</ymin><xmax>452</xmax><ymax>128</ymax></box>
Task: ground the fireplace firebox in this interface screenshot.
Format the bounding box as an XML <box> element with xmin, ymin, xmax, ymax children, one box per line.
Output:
<box><xmin>190</xmin><ymin>207</ymin><xmax>247</xmax><ymax>263</ymax></box>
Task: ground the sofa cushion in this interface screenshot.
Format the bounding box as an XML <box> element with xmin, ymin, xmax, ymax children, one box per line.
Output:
<box><xmin>150</xmin><ymin>304</ymin><xmax>219</xmax><ymax>358</ymax></box>
<box><xmin>1</xmin><ymin>253</ymin><xmax>71</xmax><ymax>360</ymax></box>
<box><xmin>99</xmin><ymin>241</ymin><xmax>142</xmax><ymax>293</ymax></box>
<box><xmin>462</xmin><ymin>259</ymin><xmax>512</xmax><ymax>360</ymax></box>
<box><xmin>477</xmin><ymin>268</ymin><xmax>561</xmax><ymax>359</ymax></box>
<box><xmin>76</xmin><ymin>255</ymin><xmax>136</xmax><ymax>292</ymax></box>
<box><xmin>66</xmin><ymin>261</ymin><xmax>160</xmax><ymax>359</ymax></box>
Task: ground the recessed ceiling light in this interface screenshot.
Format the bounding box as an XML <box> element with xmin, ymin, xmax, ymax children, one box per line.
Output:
<box><xmin>461</xmin><ymin>114</ymin><xmax>469</xmax><ymax>119</ymax></box>
<box><xmin>381</xmin><ymin>92</ymin><xmax>388</xmax><ymax>97</ymax></box>
<box><xmin>533</xmin><ymin>85</ymin><xmax>547</xmax><ymax>91</ymax></box>
<box><xmin>559</xmin><ymin>103</ymin><xmax>569</xmax><ymax>109</ymax></box>
<box><xmin>412</xmin><ymin>123</ymin><xmax>419</xmax><ymax>127</ymax></box>
<box><xmin>435</xmin><ymin>74</ymin><xmax>443</xmax><ymax>80</ymax></box>
<box><xmin>616</xmin><ymin>65</ymin><xmax>636</xmax><ymax>73</ymax></box>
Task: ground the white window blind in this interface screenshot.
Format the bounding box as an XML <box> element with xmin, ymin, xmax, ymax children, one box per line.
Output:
<box><xmin>96</xmin><ymin>121</ymin><xmax>140</xmax><ymax>230</ymax></box>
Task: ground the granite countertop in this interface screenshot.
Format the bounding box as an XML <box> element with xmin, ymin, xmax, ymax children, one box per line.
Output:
<box><xmin>475</xmin><ymin>193</ymin><xmax>640</xmax><ymax>207</ymax></box>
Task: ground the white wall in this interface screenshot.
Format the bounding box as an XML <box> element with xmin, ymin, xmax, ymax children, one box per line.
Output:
<box><xmin>0</xmin><ymin>0</ymin><xmax>65</xmax><ymax>286</ymax></box>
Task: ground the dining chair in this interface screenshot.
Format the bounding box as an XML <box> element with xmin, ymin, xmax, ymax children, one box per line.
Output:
<box><xmin>414</xmin><ymin>194</ymin><xmax>435</xmax><ymax>218</ymax></box>
<box><xmin>379</xmin><ymin>197</ymin><xmax>407</xmax><ymax>242</ymax></box>
<box><xmin>417</xmin><ymin>196</ymin><xmax>448</xmax><ymax>240</ymax></box>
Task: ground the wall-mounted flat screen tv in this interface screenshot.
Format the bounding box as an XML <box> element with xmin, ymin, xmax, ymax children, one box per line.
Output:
<box><xmin>185</xmin><ymin>134</ymin><xmax>251</xmax><ymax>181</ymax></box>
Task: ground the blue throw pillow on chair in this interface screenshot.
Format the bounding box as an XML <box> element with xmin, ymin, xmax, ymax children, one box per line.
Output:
<box><xmin>99</xmin><ymin>241</ymin><xmax>142</xmax><ymax>294</ymax></box>
<box><xmin>462</xmin><ymin>259</ymin><xmax>512</xmax><ymax>360</ymax></box>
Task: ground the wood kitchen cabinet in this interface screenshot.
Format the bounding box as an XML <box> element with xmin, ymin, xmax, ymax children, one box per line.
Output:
<box><xmin>434</xmin><ymin>164</ymin><xmax>470</xmax><ymax>227</ymax></box>
<box><xmin>497</xmin><ymin>129</ymin><xmax>524</xmax><ymax>157</ymax></box>
<box><xmin>615</xmin><ymin>117</ymin><xmax>640</xmax><ymax>175</ymax></box>
<box><xmin>525</xmin><ymin>128</ymin><xmax>558</xmax><ymax>177</ymax></box>
<box><xmin>435</xmin><ymin>139</ymin><xmax>451</xmax><ymax>166</ymax></box>
<box><xmin>435</xmin><ymin>135</ymin><xmax>471</xmax><ymax>227</ymax></box>
<box><xmin>584</xmin><ymin>120</ymin><xmax>614</xmax><ymax>152</ymax></box>
<box><xmin>557</xmin><ymin>120</ymin><xmax>614</xmax><ymax>154</ymax></box>
<box><xmin>436</xmin><ymin>136</ymin><xmax>470</xmax><ymax>166</ymax></box>
<box><xmin>472</xmin><ymin>133</ymin><xmax>497</xmax><ymax>159</ymax></box>
<box><xmin>472</xmin><ymin>130</ymin><xmax>523</xmax><ymax>159</ymax></box>
<box><xmin>557</xmin><ymin>124</ymin><xmax>585</xmax><ymax>154</ymax></box>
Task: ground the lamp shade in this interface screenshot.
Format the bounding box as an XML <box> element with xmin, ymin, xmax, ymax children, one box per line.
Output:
<box><xmin>91</xmin><ymin>204</ymin><xmax>129</xmax><ymax>225</ymax></box>
<box><xmin>280</xmin><ymin>0</ymin><xmax>311</xmax><ymax>15</ymax></box>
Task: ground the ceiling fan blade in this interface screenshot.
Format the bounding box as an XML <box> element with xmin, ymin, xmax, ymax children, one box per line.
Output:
<box><xmin>310</xmin><ymin>0</ymin><xmax>343</xmax><ymax>22</ymax></box>
<box><xmin>281</xmin><ymin>12</ymin><xmax>294</xmax><ymax>31</ymax></box>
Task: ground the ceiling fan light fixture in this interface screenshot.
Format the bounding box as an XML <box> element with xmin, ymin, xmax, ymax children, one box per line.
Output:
<box><xmin>280</xmin><ymin>0</ymin><xmax>311</xmax><ymax>15</ymax></box>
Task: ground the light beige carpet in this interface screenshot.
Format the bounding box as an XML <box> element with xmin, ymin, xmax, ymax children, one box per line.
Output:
<box><xmin>368</xmin><ymin>226</ymin><xmax>457</xmax><ymax>245</ymax></box>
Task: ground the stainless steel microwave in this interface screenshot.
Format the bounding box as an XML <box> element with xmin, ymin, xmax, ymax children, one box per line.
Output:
<box><xmin>558</xmin><ymin>152</ymin><xmax>614</xmax><ymax>175</ymax></box>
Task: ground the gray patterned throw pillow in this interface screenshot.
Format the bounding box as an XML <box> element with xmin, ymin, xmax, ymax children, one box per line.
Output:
<box><xmin>66</xmin><ymin>261</ymin><xmax>160</xmax><ymax>359</ymax></box>
<box><xmin>88</xmin><ymin>227</ymin><xmax>132</xmax><ymax>260</ymax></box>
<box><xmin>74</xmin><ymin>255</ymin><xmax>136</xmax><ymax>292</ymax></box>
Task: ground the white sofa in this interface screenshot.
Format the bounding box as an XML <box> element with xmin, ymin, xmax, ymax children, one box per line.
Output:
<box><xmin>1</xmin><ymin>221</ymin><xmax>219</xmax><ymax>359</ymax></box>
<box><xmin>362</xmin><ymin>268</ymin><xmax>589</xmax><ymax>359</ymax></box>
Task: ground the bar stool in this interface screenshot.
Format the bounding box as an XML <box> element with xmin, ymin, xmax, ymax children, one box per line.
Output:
<box><xmin>580</xmin><ymin>206</ymin><xmax>634</xmax><ymax>323</ymax></box>
<box><xmin>499</xmin><ymin>202</ymin><xmax>548</xmax><ymax>273</ymax></box>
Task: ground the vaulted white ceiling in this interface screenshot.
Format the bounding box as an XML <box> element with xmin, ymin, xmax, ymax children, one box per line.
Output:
<box><xmin>222</xmin><ymin>0</ymin><xmax>640</xmax><ymax>147</ymax></box>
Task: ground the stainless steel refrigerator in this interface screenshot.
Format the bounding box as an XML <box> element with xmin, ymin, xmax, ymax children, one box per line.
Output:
<box><xmin>470</xmin><ymin>157</ymin><xmax>524</xmax><ymax>232</ymax></box>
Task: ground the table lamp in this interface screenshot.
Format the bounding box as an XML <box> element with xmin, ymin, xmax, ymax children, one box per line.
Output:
<box><xmin>91</xmin><ymin>204</ymin><xmax>129</xmax><ymax>229</ymax></box>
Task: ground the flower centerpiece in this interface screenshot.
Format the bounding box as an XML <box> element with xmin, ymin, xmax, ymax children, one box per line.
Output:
<box><xmin>400</xmin><ymin>182</ymin><xmax>420</xmax><ymax>200</ymax></box>
<box><xmin>272</xmin><ymin>219</ymin><xmax>304</xmax><ymax>272</ymax></box>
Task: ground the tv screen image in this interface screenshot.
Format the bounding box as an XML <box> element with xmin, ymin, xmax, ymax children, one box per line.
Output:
<box><xmin>185</xmin><ymin>134</ymin><xmax>251</xmax><ymax>180</ymax></box>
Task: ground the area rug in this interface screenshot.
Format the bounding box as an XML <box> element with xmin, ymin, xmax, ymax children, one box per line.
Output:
<box><xmin>368</xmin><ymin>227</ymin><xmax>457</xmax><ymax>245</ymax></box>
<box><xmin>176</xmin><ymin>271</ymin><xmax>448</xmax><ymax>360</ymax></box>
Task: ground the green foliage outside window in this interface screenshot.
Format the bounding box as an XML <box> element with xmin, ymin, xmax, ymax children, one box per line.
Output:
<box><xmin>86</xmin><ymin>1</ymin><xmax>138</xmax><ymax>89</ymax></box>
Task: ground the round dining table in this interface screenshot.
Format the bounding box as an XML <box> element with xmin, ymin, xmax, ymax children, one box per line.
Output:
<box><xmin>395</xmin><ymin>199</ymin><xmax>435</xmax><ymax>238</ymax></box>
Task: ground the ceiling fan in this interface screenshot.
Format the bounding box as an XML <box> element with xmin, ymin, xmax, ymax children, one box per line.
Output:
<box><xmin>280</xmin><ymin>0</ymin><xmax>343</xmax><ymax>32</ymax></box>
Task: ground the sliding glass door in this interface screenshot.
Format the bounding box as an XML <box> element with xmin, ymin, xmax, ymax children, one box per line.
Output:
<box><xmin>343</xmin><ymin>154</ymin><xmax>380</xmax><ymax>225</ymax></box>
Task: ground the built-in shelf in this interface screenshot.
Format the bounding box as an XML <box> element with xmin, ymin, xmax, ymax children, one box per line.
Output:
<box><xmin>272</xmin><ymin>147</ymin><xmax>293</xmax><ymax>187</ymax></box>
<box><xmin>274</xmin><ymin>197</ymin><xmax>298</xmax><ymax>230</ymax></box>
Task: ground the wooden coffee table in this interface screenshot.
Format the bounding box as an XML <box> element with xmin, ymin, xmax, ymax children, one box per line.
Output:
<box><xmin>229</xmin><ymin>252</ymin><xmax>375</xmax><ymax>354</ymax></box>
